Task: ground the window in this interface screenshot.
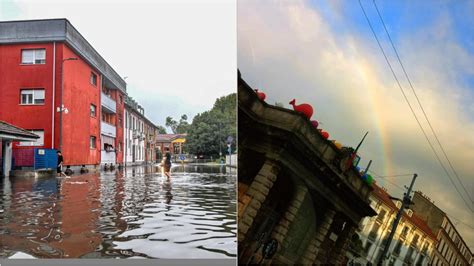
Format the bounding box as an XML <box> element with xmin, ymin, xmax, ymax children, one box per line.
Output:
<box><xmin>401</xmin><ymin>226</ymin><xmax>409</xmax><ymax>238</ymax></box>
<box><xmin>20</xmin><ymin>89</ymin><xmax>45</xmax><ymax>105</ymax></box>
<box><xmin>119</xmin><ymin>95</ymin><xmax>123</xmax><ymax>103</ymax></box>
<box><xmin>90</xmin><ymin>72</ymin><xmax>97</xmax><ymax>86</ymax></box>
<box><xmin>90</xmin><ymin>136</ymin><xmax>96</xmax><ymax>149</ymax></box>
<box><xmin>405</xmin><ymin>246</ymin><xmax>414</xmax><ymax>263</ymax></box>
<box><xmin>90</xmin><ymin>104</ymin><xmax>97</xmax><ymax>117</ymax></box>
<box><xmin>376</xmin><ymin>209</ymin><xmax>386</xmax><ymax>223</ymax></box>
<box><xmin>411</xmin><ymin>234</ymin><xmax>419</xmax><ymax>246</ymax></box>
<box><xmin>21</xmin><ymin>49</ymin><xmax>46</xmax><ymax>64</ymax></box>
<box><xmin>118</xmin><ymin>142</ymin><xmax>122</xmax><ymax>152</ymax></box>
<box><xmin>393</xmin><ymin>240</ymin><xmax>403</xmax><ymax>256</ymax></box>
<box><xmin>369</xmin><ymin>222</ymin><xmax>380</xmax><ymax>240</ymax></box>
<box><xmin>18</xmin><ymin>130</ymin><xmax>44</xmax><ymax>146</ymax></box>
<box><xmin>438</xmin><ymin>239</ymin><xmax>445</xmax><ymax>251</ymax></box>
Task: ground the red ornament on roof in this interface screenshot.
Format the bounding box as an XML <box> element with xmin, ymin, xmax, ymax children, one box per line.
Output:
<box><xmin>289</xmin><ymin>99</ymin><xmax>313</xmax><ymax>120</ymax></box>
<box><xmin>255</xmin><ymin>89</ymin><xmax>266</xmax><ymax>101</ymax></box>
<box><xmin>311</xmin><ymin>120</ymin><xmax>319</xmax><ymax>128</ymax></box>
<box><xmin>320</xmin><ymin>130</ymin><xmax>329</xmax><ymax>139</ymax></box>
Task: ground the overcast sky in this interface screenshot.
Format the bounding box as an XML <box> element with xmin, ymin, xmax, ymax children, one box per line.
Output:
<box><xmin>0</xmin><ymin>0</ymin><xmax>236</xmax><ymax>130</ymax></box>
<box><xmin>238</xmin><ymin>0</ymin><xmax>474</xmax><ymax>248</ymax></box>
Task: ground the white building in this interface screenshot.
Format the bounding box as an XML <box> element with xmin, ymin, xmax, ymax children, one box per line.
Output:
<box><xmin>123</xmin><ymin>97</ymin><xmax>146</xmax><ymax>166</ymax></box>
<box><xmin>356</xmin><ymin>184</ymin><xmax>436</xmax><ymax>265</ymax></box>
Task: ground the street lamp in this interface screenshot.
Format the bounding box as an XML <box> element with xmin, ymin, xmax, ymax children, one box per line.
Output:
<box><xmin>59</xmin><ymin>57</ymin><xmax>78</xmax><ymax>150</ymax></box>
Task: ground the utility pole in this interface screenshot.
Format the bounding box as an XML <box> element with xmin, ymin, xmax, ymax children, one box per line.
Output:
<box><xmin>378</xmin><ymin>173</ymin><xmax>417</xmax><ymax>265</ymax></box>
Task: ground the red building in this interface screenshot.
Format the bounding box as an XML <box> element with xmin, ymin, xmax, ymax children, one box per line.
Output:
<box><xmin>0</xmin><ymin>19</ymin><xmax>127</xmax><ymax>170</ymax></box>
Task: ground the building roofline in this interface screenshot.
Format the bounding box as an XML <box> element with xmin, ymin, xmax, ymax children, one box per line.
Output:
<box><xmin>414</xmin><ymin>191</ymin><xmax>473</xmax><ymax>255</ymax></box>
<box><xmin>371</xmin><ymin>184</ymin><xmax>437</xmax><ymax>241</ymax></box>
<box><xmin>0</xmin><ymin>120</ymin><xmax>40</xmax><ymax>139</ymax></box>
<box><xmin>0</xmin><ymin>18</ymin><xmax>126</xmax><ymax>92</ymax></box>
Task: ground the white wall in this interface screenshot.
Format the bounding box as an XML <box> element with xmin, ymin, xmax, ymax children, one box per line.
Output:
<box><xmin>124</xmin><ymin>108</ymin><xmax>145</xmax><ymax>165</ymax></box>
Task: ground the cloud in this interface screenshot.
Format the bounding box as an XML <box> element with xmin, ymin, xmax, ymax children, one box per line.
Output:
<box><xmin>238</xmin><ymin>0</ymin><xmax>474</xmax><ymax>247</ymax></box>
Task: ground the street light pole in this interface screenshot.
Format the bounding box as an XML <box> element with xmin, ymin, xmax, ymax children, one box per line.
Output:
<box><xmin>378</xmin><ymin>173</ymin><xmax>418</xmax><ymax>265</ymax></box>
<box><xmin>59</xmin><ymin>57</ymin><xmax>78</xmax><ymax>151</ymax></box>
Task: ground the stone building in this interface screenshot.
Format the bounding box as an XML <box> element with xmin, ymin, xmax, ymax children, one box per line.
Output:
<box><xmin>411</xmin><ymin>191</ymin><xmax>473</xmax><ymax>265</ymax></box>
<box><xmin>237</xmin><ymin>72</ymin><xmax>376</xmax><ymax>264</ymax></box>
<box><xmin>357</xmin><ymin>184</ymin><xmax>436</xmax><ymax>265</ymax></box>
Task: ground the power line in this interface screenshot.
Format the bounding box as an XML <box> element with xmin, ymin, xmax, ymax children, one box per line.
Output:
<box><xmin>369</xmin><ymin>170</ymin><xmax>405</xmax><ymax>192</ymax></box>
<box><xmin>369</xmin><ymin>171</ymin><xmax>474</xmax><ymax>231</ymax></box>
<box><xmin>372</xmin><ymin>0</ymin><xmax>473</xmax><ymax>205</ymax></box>
<box><xmin>357</xmin><ymin>0</ymin><xmax>473</xmax><ymax>213</ymax></box>
<box><xmin>376</xmin><ymin>174</ymin><xmax>413</xmax><ymax>178</ymax></box>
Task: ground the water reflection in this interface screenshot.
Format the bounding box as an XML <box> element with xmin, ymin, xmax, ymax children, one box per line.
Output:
<box><xmin>0</xmin><ymin>165</ymin><xmax>236</xmax><ymax>259</ymax></box>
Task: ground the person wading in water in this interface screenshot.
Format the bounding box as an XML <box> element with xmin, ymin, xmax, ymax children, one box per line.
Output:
<box><xmin>163</xmin><ymin>147</ymin><xmax>172</xmax><ymax>179</ymax></box>
<box><xmin>56</xmin><ymin>151</ymin><xmax>68</xmax><ymax>177</ymax></box>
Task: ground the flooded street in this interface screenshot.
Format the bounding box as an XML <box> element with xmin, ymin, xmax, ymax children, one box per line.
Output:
<box><xmin>0</xmin><ymin>164</ymin><xmax>236</xmax><ymax>259</ymax></box>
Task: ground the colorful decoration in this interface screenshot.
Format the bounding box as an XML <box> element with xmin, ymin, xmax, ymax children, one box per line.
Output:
<box><xmin>362</xmin><ymin>174</ymin><xmax>368</xmax><ymax>181</ymax></box>
<box><xmin>335</xmin><ymin>142</ymin><xmax>342</xmax><ymax>149</ymax></box>
<box><xmin>366</xmin><ymin>174</ymin><xmax>373</xmax><ymax>186</ymax></box>
<box><xmin>319</xmin><ymin>129</ymin><xmax>329</xmax><ymax>139</ymax></box>
<box><xmin>289</xmin><ymin>99</ymin><xmax>313</xmax><ymax>120</ymax></box>
<box><xmin>311</xmin><ymin>120</ymin><xmax>319</xmax><ymax>128</ymax></box>
<box><xmin>320</xmin><ymin>131</ymin><xmax>329</xmax><ymax>139</ymax></box>
<box><xmin>255</xmin><ymin>89</ymin><xmax>266</xmax><ymax>101</ymax></box>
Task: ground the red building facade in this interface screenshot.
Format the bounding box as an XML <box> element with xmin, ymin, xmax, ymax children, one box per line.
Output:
<box><xmin>0</xmin><ymin>19</ymin><xmax>127</xmax><ymax>168</ymax></box>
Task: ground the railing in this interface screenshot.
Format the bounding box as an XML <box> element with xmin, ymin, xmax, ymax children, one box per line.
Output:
<box><xmin>101</xmin><ymin>122</ymin><xmax>116</xmax><ymax>138</ymax></box>
<box><xmin>101</xmin><ymin>92</ymin><xmax>116</xmax><ymax>113</ymax></box>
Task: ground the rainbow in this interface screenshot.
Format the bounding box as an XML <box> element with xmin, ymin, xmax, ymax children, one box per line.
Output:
<box><xmin>354</xmin><ymin>60</ymin><xmax>394</xmax><ymax>182</ymax></box>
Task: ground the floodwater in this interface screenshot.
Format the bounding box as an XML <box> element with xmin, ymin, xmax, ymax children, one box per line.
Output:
<box><xmin>0</xmin><ymin>164</ymin><xmax>237</xmax><ymax>259</ymax></box>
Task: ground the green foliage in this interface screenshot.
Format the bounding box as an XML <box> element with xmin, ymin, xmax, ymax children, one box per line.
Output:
<box><xmin>156</xmin><ymin>125</ymin><xmax>167</xmax><ymax>134</ymax></box>
<box><xmin>166</xmin><ymin>114</ymin><xmax>190</xmax><ymax>134</ymax></box>
<box><xmin>186</xmin><ymin>93</ymin><xmax>236</xmax><ymax>157</ymax></box>
<box><xmin>165</xmin><ymin>116</ymin><xmax>178</xmax><ymax>133</ymax></box>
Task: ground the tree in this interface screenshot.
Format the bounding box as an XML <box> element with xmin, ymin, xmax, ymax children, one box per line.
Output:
<box><xmin>186</xmin><ymin>93</ymin><xmax>236</xmax><ymax>157</ymax></box>
<box><xmin>166</xmin><ymin>115</ymin><xmax>190</xmax><ymax>134</ymax></box>
<box><xmin>156</xmin><ymin>125</ymin><xmax>167</xmax><ymax>134</ymax></box>
<box><xmin>176</xmin><ymin>114</ymin><xmax>191</xmax><ymax>134</ymax></box>
<box><xmin>165</xmin><ymin>116</ymin><xmax>178</xmax><ymax>134</ymax></box>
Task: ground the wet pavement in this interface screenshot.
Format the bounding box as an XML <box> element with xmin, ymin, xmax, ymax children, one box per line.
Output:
<box><xmin>0</xmin><ymin>164</ymin><xmax>237</xmax><ymax>259</ymax></box>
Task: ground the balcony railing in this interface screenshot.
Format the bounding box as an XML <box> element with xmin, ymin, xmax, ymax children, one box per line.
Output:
<box><xmin>101</xmin><ymin>92</ymin><xmax>116</xmax><ymax>113</ymax></box>
<box><xmin>101</xmin><ymin>122</ymin><xmax>116</xmax><ymax>138</ymax></box>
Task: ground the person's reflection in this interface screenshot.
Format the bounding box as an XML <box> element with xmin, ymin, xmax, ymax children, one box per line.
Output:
<box><xmin>162</xmin><ymin>179</ymin><xmax>173</xmax><ymax>210</ymax></box>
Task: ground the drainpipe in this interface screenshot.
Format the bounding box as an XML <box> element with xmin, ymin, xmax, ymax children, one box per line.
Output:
<box><xmin>52</xmin><ymin>42</ymin><xmax>56</xmax><ymax>149</ymax></box>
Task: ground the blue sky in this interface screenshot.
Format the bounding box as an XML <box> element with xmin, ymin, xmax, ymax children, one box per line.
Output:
<box><xmin>238</xmin><ymin>0</ymin><xmax>473</xmax><ymax>248</ymax></box>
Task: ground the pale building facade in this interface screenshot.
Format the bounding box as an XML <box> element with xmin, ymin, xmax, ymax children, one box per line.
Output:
<box><xmin>123</xmin><ymin>97</ymin><xmax>146</xmax><ymax>166</ymax></box>
<box><xmin>358</xmin><ymin>184</ymin><xmax>436</xmax><ymax>265</ymax></box>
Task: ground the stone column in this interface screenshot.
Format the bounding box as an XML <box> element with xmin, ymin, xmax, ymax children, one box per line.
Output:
<box><xmin>238</xmin><ymin>159</ymin><xmax>281</xmax><ymax>243</ymax></box>
<box><xmin>330</xmin><ymin>224</ymin><xmax>356</xmax><ymax>264</ymax></box>
<box><xmin>266</xmin><ymin>184</ymin><xmax>309</xmax><ymax>264</ymax></box>
<box><xmin>300</xmin><ymin>208</ymin><xmax>336</xmax><ymax>265</ymax></box>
